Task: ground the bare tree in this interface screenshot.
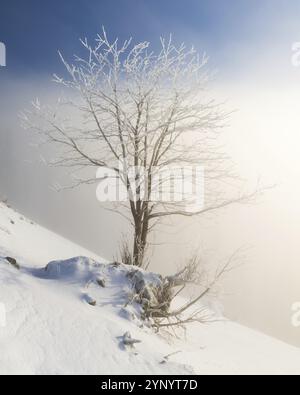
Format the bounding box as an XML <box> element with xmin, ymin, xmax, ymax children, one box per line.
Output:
<box><xmin>21</xmin><ymin>29</ymin><xmax>255</xmax><ymax>268</ymax></box>
<box><xmin>149</xmin><ymin>252</ymin><xmax>242</xmax><ymax>331</ymax></box>
<box><xmin>126</xmin><ymin>249</ymin><xmax>244</xmax><ymax>332</ymax></box>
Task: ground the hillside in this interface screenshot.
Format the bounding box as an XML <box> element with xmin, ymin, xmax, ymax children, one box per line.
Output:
<box><xmin>0</xmin><ymin>202</ymin><xmax>300</xmax><ymax>375</ymax></box>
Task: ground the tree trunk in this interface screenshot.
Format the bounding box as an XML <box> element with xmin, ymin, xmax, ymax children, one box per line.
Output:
<box><xmin>133</xmin><ymin>224</ymin><xmax>142</xmax><ymax>267</ymax></box>
<box><xmin>133</xmin><ymin>214</ymin><xmax>149</xmax><ymax>267</ymax></box>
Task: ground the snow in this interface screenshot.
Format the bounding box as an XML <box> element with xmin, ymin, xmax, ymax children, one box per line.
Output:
<box><xmin>0</xmin><ymin>201</ymin><xmax>300</xmax><ymax>375</ymax></box>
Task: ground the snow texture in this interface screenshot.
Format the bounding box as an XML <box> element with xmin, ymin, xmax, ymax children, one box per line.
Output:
<box><xmin>0</xmin><ymin>202</ymin><xmax>300</xmax><ymax>375</ymax></box>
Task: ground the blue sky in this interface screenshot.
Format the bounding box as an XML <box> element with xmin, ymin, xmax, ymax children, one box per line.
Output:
<box><xmin>1</xmin><ymin>0</ymin><xmax>300</xmax><ymax>79</ymax></box>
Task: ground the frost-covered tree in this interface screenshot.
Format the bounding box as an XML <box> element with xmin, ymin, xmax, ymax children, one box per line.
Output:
<box><xmin>22</xmin><ymin>29</ymin><xmax>255</xmax><ymax>268</ymax></box>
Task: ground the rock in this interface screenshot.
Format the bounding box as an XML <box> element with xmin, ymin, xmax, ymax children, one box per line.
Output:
<box><xmin>83</xmin><ymin>294</ymin><xmax>96</xmax><ymax>306</ymax></box>
<box><xmin>122</xmin><ymin>331</ymin><xmax>141</xmax><ymax>347</ymax></box>
<box><xmin>127</xmin><ymin>270</ymin><xmax>163</xmax><ymax>307</ymax></box>
<box><xmin>96</xmin><ymin>277</ymin><xmax>106</xmax><ymax>288</ymax></box>
<box><xmin>5</xmin><ymin>257</ymin><xmax>20</xmax><ymax>270</ymax></box>
<box><xmin>160</xmin><ymin>351</ymin><xmax>182</xmax><ymax>364</ymax></box>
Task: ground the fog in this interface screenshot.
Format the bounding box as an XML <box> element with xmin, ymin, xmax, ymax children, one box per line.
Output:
<box><xmin>1</xmin><ymin>58</ymin><xmax>300</xmax><ymax>347</ymax></box>
<box><xmin>154</xmin><ymin>83</ymin><xmax>300</xmax><ymax>347</ymax></box>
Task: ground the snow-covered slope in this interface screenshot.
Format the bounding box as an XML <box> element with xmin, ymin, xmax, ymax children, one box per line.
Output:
<box><xmin>0</xmin><ymin>202</ymin><xmax>300</xmax><ymax>375</ymax></box>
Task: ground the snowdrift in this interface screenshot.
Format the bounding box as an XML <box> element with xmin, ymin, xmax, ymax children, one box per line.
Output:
<box><xmin>1</xmin><ymin>202</ymin><xmax>300</xmax><ymax>375</ymax></box>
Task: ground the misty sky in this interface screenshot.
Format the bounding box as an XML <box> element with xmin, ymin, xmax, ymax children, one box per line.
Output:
<box><xmin>1</xmin><ymin>1</ymin><xmax>300</xmax><ymax>347</ymax></box>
